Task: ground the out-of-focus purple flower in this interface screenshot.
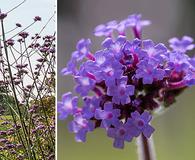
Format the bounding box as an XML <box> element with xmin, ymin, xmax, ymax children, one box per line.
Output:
<box><xmin>61</xmin><ymin>57</ymin><xmax>77</xmax><ymax>76</ymax></box>
<box><xmin>125</xmin><ymin>14</ymin><xmax>151</xmax><ymax>38</ymax></box>
<box><xmin>167</xmin><ymin>51</ymin><xmax>190</xmax><ymax>72</ymax></box>
<box><xmin>0</xmin><ymin>131</ymin><xmax>6</xmax><ymax>136</ymax></box>
<box><xmin>57</xmin><ymin>92</ymin><xmax>78</xmax><ymax>120</ymax></box>
<box><xmin>95</xmin><ymin>102</ymin><xmax>120</xmax><ymax>128</ymax></box>
<box><xmin>126</xmin><ymin>111</ymin><xmax>154</xmax><ymax>138</ymax></box>
<box><xmin>184</xmin><ymin>70</ymin><xmax>195</xmax><ymax>86</ymax></box>
<box><xmin>127</xmin><ymin>14</ymin><xmax>151</xmax><ymax>29</ymax></box>
<box><xmin>107</xmin><ymin>76</ymin><xmax>135</xmax><ymax>105</ymax></box>
<box><xmin>74</xmin><ymin>76</ymin><xmax>95</xmax><ymax>96</ymax></box>
<box><xmin>107</xmin><ymin>122</ymin><xmax>133</xmax><ymax>149</ymax></box>
<box><xmin>117</xmin><ymin>14</ymin><xmax>150</xmax><ymax>37</ymax></box>
<box><xmin>72</xmin><ymin>39</ymin><xmax>94</xmax><ymax>61</ymax></box>
<box><xmin>0</xmin><ymin>138</ymin><xmax>7</xmax><ymax>143</ymax></box>
<box><xmin>135</xmin><ymin>59</ymin><xmax>165</xmax><ymax>84</ymax></box>
<box><xmin>169</xmin><ymin>36</ymin><xmax>195</xmax><ymax>53</ymax></box>
<box><xmin>94</xmin><ymin>20</ymin><xmax>117</xmax><ymax>37</ymax></box>
<box><xmin>82</xmin><ymin>96</ymin><xmax>100</xmax><ymax>119</ymax></box>
<box><xmin>68</xmin><ymin>114</ymin><xmax>95</xmax><ymax>142</ymax></box>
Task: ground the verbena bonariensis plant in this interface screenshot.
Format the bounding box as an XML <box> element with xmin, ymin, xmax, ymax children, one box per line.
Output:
<box><xmin>0</xmin><ymin>2</ymin><xmax>55</xmax><ymax>160</ymax></box>
<box><xmin>58</xmin><ymin>13</ymin><xmax>195</xmax><ymax>159</ymax></box>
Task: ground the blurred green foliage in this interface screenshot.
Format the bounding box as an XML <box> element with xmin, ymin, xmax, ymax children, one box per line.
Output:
<box><xmin>0</xmin><ymin>86</ymin><xmax>16</xmax><ymax>115</ymax></box>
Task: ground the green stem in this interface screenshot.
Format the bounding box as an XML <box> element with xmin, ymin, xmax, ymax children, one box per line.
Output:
<box><xmin>136</xmin><ymin>134</ymin><xmax>156</xmax><ymax>160</ymax></box>
<box><xmin>1</xmin><ymin>18</ymin><xmax>35</xmax><ymax>160</ymax></box>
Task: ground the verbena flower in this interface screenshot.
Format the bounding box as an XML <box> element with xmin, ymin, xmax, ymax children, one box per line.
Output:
<box><xmin>169</xmin><ymin>36</ymin><xmax>195</xmax><ymax>53</ymax></box>
<box><xmin>107</xmin><ymin>76</ymin><xmax>135</xmax><ymax>104</ymax></box>
<box><xmin>57</xmin><ymin>92</ymin><xmax>78</xmax><ymax>120</ymax></box>
<box><xmin>126</xmin><ymin>111</ymin><xmax>154</xmax><ymax>138</ymax></box>
<box><xmin>107</xmin><ymin>121</ymin><xmax>133</xmax><ymax>149</ymax></box>
<box><xmin>59</xmin><ymin>13</ymin><xmax>195</xmax><ymax>149</ymax></box>
<box><xmin>68</xmin><ymin>113</ymin><xmax>95</xmax><ymax>142</ymax></box>
<box><xmin>95</xmin><ymin>102</ymin><xmax>120</xmax><ymax>129</ymax></box>
<box><xmin>94</xmin><ymin>20</ymin><xmax>118</xmax><ymax>37</ymax></box>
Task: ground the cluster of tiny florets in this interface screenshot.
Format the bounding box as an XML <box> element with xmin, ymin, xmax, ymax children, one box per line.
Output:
<box><xmin>58</xmin><ymin>13</ymin><xmax>195</xmax><ymax>149</ymax></box>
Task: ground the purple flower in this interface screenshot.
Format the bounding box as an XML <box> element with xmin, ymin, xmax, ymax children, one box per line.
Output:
<box><xmin>127</xmin><ymin>14</ymin><xmax>151</xmax><ymax>31</ymax></box>
<box><xmin>57</xmin><ymin>92</ymin><xmax>78</xmax><ymax>120</ymax></box>
<box><xmin>94</xmin><ymin>20</ymin><xmax>117</xmax><ymax>37</ymax></box>
<box><xmin>82</xmin><ymin>49</ymin><xmax>123</xmax><ymax>84</ymax></box>
<box><xmin>107</xmin><ymin>122</ymin><xmax>133</xmax><ymax>149</ymax></box>
<box><xmin>101</xmin><ymin>59</ymin><xmax>124</xmax><ymax>86</ymax></box>
<box><xmin>135</xmin><ymin>59</ymin><xmax>165</xmax><ymax>84</ymax></box>
<box><xmin>72</xmin><ymin>38</ymin><xmax>93</xmax><ymax>61</ymax></box>
<box><xmin>59</xmin><ymin>12</ymin><xmax>195</xmax><ymax>149</ymax></box>
<box><xmin>74</xmin><ymin>76</ymin><xmax>95</xmax><ymax>96</ymax></box>
<box><xmin>95</xmin><ymin>102</ymin><xmax>120</xmax><ymax>128</ymax></box>
<box><xmin>167</xmin><ymin>51</ymin><xmax>190</xmax><ymax>72</ymax></box>
<box><xmin>101</xmin><ymin>35</ymin><xmax>127</xmax><ymax>60</ymax></box>
<box><xmin>122</xmin><ymin>38</ymin><xmax>145</xmax><ymax>65</ymax></box>
<box><xmin>126</xmin><ymin>111</ymin><xmax>155</xmax><ymax>138</ymax></box>
<box><xmin>169</xmin><ymin>36</ymin><xmax>195</xmax><ymax>53</ymax></box>
<box><xmin>107</xmin><ymin>76</ymin><xmax>135</xmax><ymax>105</ymax></box>
<box><xmin>184</xmin><ymin>70</ymin><xmax>195</xmax><ymax>86</ymax></box>
<box><xmin>117</xmin><ymin>14</ymin><xmax>150</xmax><ymax>36</ymax></box>
<box><xmin>142</xmin><ymin>39</ymin><xmax>168</xmax><ymax>62</ymax></box>
<box><xmin>61</xmin><ymin>57</ymin><xmax>77</xmax><ymax>76</ymax></box>
<box><xmin>68</xmin><ymin>114</ymin><xmax>95</xmax><ymax>142</ymax></box>
<box><xmin>82</xmin><ymin>96</ymin><xmax>101</xmax><ymax>119</ymax></box>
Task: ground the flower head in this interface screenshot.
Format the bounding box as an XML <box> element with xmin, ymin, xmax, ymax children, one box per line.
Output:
<box><xmin>59</xmin><ymin>13</ymin><xmax>195</xmax><ymax>149</ymax></box>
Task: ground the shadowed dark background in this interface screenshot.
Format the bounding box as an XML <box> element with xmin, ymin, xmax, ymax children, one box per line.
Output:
<box><xmin>57</xmin><ymin>0</ymin><xmax>195</xmax><ymax>159</ymax></box>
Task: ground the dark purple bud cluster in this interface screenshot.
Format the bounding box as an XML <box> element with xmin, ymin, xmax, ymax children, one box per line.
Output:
<box><xmin>0</xmin><ymin>12</ymin><xmax>7</xmax><ymax>20</ymax></box>
<box><xmin>18</xmin><ymin>31</ymin><xmax>29</xmax><ymax>39</ymax></box>
<box><xmin>5</xmin><ymin>39</ymin><xmax>14</xmax><ymax>46</ymax></box>
<box><xmin>34</xmin><ymin>16</ymin><xmax>42</xmax><ymax>22</ymax></box>
<box><xmin>16</xmin><ymin>23</ymin><xmax>22</xmax><ymax>27</ymax></box>
<box><xmin>58</xmin><ymin>13</ymin><xmax>195</xmax><ymax>149</ymax></box>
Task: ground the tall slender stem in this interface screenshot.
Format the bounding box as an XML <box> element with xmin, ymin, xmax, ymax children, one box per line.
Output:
<box><xmin>136</xmin><ymin>134</ymin><xmax>156</xmax><ymax>160</ymax></box>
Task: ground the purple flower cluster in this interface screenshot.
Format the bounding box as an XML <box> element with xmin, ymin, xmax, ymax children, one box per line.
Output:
<box><xmin>58</xmin><ymin>13</ymin><xmax>195</xmax><ymax>149</ymax></box>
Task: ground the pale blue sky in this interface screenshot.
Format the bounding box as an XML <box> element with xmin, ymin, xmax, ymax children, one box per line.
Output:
<box><xmin>1</xmin><ymin>0</ymin><xmax>55</xmax><ymax>36</ymax></box>
<box><xmin>0</xmin><ymin>0</ymin><xmax>56</xmax><ymax>96</ymax></box>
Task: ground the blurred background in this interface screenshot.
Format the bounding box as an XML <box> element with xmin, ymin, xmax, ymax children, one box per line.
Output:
<box><xmin>57</xmin><ymin>0</ymin><xmax>195</xmax><ymax>159</ymax></box>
